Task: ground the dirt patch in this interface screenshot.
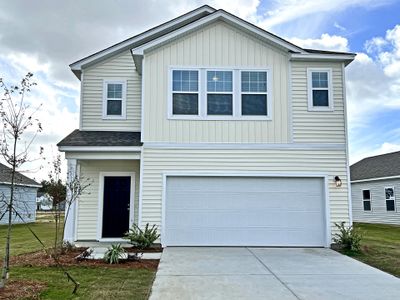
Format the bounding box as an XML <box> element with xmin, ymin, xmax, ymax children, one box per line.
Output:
<box><xmin>124</xmin><ymin>245</ymin><xmax>163</xmax><ymax>253</ymax></box>
<box><xmin>0</xmin><ymin>279</ymin><xmax>46</xmax><ymax>300</ymax></box>
<box><xmin>10</xmin><ymin>248</ymin><xmax>159</xmax><ymax>270</ymax></box>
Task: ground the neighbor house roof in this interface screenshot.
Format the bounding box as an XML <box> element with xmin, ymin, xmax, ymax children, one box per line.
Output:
<box><xmin>57</xmin><ymin>130</ymin><xmax>142</xmax><ymax>148</ymax></box>
<box><xmin>70</xmin><ymin>5</ymin><xmax>355</xmax><ymax>78</ymax></box>
<box><xmin>0</xmin><ymin>163</ymin><xmax>41</xmax><ymax>187</ymax></box>
<box><xmin>350</xmin><ymin>151</ymin><xmax>400</xmax><ymax>182</ymax></box>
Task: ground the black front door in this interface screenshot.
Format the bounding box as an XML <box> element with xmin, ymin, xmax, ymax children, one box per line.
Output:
<box><xmin>102</xmin><ymin>176</ymin><xmax>131</xmax><ymax>238</ymax></box>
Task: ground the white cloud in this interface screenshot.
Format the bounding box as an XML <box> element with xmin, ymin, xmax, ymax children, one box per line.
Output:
<box><xmin>258</xmin><ymin>0</ymin><xmax>391</xmax><ymax>29</ymax></box>
<box><xmin>334</xmin><ymin>22</ymin><xmax>346</xmax><ymax>31</ymax></box>
<box><xmin>289</xmin><ymin>33</ymin><xmax>349</xmax><ymax>51</ymax></box>
<box><xmin>350</xmin><ymin>142</ymin><xmax>400</xmax><ymax>164</ymax></box>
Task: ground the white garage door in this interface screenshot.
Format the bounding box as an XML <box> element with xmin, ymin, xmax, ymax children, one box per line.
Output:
<box><xmin>164</xmin><ymin>176</ymin><xmax>327</xmax><ymax>247</ymax></box>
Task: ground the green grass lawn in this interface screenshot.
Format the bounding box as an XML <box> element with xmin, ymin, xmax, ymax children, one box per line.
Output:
<box><xmin>11</xmin><ymin>266</ymin><xmax>155</xmax><ymax>300</ymax></box>
<box><xmin>0</xmin><ymin>220</ymin><xmax>156</xmax><ymax>299</ymax></box>
<box><xmin>0</xmin><ymin>220</ymin><xmax>59</xmax><ymax>257</ymax></box>
<box><xmin>343</xmin><ymin>223</ymin><xmax>400</xmax><ymax>277</ymax></box>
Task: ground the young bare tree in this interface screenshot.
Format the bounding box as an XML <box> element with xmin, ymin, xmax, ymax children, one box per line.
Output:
<box><xmin>0</xmin><ymin>73</ymin><xmax>42</xmax><ymax>288</ymax></box>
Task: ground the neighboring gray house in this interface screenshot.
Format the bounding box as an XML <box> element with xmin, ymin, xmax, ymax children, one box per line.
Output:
<box><xmin>0</xmin><ymin>163</ymin><xmax>41</xmax><ymax>225</ymax></box>
<box><xmin>351</xmin><ymin>151</ymin><xmax>400</xmax><ymax>225</ymax></box>
<box><xmin>59</xmin><ymin>5</ymin><xmax>356</xmax><ymax>247</ymax></box>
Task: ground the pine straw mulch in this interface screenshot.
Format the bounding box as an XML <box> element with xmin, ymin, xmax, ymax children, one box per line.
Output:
<box><xmin>10</xmin><ymin>248</ymin><xmax>159</xmax><ymax>270</ymax></box>
<box><xmin>0</xmin><ymin>279</ymin><xmax>46</xmax><ymax>300</ymax></box>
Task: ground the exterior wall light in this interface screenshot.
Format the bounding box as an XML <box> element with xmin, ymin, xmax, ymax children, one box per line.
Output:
<box><xmin>334</xmin><ymin>176</ymin><xmax>342</xmax><ymax>187</ymax></box>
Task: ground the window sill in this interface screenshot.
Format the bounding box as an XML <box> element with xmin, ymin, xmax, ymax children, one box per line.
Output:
<box><xmin>102</xmin><ymin>116</ymin><xmax>127</xmax><ymax>120</ymax></box>
<box><xmin>307</xmin><ymin>107</ymin><xmax>334</xmax><ymax>112</ymax></box>
<box><xmin>168</xmin><ymin>115</ymin><xmax>272</xmax><ymax>121</ymax></box>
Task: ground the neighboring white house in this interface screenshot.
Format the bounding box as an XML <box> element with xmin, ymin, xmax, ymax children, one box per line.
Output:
<box><xmin>58</xmin><ymin>5</ymin><xmax>355</xmax><ymax>247</ymax></box>
<box><xmin>0</xmin><ymin>163</ymin><xmax>41</xmax><ymax>225</ymax></box>
<box><xmin>351</xmin><ymin>151</ymin><xmax>400</xmax><ymax>225</ymax></box>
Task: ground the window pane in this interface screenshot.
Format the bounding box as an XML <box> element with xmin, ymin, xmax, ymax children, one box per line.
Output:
<box><xmin>107</xmin><ymin>100</ymin><xmax>122</xmax><ymax>115</ymax></box>
<box><xmin>207</xmin><ymin>94</ymin><xmax>233</xmax><ymax>115</ymax></box>
<box><xmin>312</xmin><ymin>90</ymin><xmax>329</xmax><ymax>107</ymax></box>
<box><xmin>172</xmin><ymin>70</ymin><xmax>198</xmax><ymax>92</ymax></box>
<box><xmin>242</xmin><ymin>94</ymin><xmax>267</xmax><ymax>116</ymax></box>
<box><xmin>363</xmin><ymin>190</ymin><xmax>371</xmax><ymax>200</ymax></box>
<box><xmin>385</xmin><ymin>188</ymin><xmax>394</xmax><ymax>199</ymax></box>
<box><xmin>386</xmin><ymin>200</ymin><xmax>395</xmax><ymax>211</ymax></box>
<box><xmin>312</xmin><ymin>72</ymin><xmax>328</xmax><ymax>88</ymax></box>
<box><xmin>363</xmin><ymin>201</ymin><xmax>371</xmax><ymax>211</ymax></box>
<box><xmin>207</xmin><ymin>71</ymin><xmax>233</xmax><ymax>92</ymax></box>
<box><xmin>107</xmin><ymin>83</ymin><xmax>122</xmax><ymax>99</ymax></box>
<box><xmin>173</xmin><ymin>93</ymin><xmax>198</xmax><ymax>115</ymax></box>
<box><xmin>241</xmin><ymin>71</ymin><xmax>267</xmax><ymax>93</ymax></box>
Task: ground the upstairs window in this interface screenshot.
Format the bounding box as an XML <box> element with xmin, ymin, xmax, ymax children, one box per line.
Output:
<box><xmin>169</xmin><ymin>68</ymin><xmax>271</xmax><ymax>120</ymax></box>
<box><xmin>362</xmin><ymin>190</ymin><xmax>371</xmax><ymax>211</ymax></box>
<box><xmin>103</xmin><ymin>80</ymin><xmax>126</xmax><ymax>119</ymax></box>
<box><xmin>307</xmin><ymin>68</ymin><xmax>333</xmax><ymax>111</ymax></box>
<box><xmin>207</xmin><ymin>71</ymin><xmax>233</xmax><ymax>115</ymax></box>
<box><xmin>385</xmin><ymin>187</ymin><xmax>396</xmax><ymax>211</ymax></box>
<box><xmin>172</xmin><ymin>70</ymin><xmax>199</xmax><ymax>115</ymax></box>
<box><xmin>241</xmin><ymin>71</ymin><xmax>268</xmax><ymax>116</ymax></box>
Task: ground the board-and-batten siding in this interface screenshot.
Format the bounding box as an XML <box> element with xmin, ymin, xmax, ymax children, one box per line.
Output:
<box><xmin>291</xmin><ymin>61</ymin><xmax>346</xmax><ymax>143</ymax></box>
<box><xmin>143</xmin><ymin>21</ymin><xmax>289</xmax><ymax>143</ymax></box>
<box><xmin>352</xmin><ymin>179</ymin><xmax>400</xmax><ymax>225</ymax></box>
<box><xmin>76</xmin><ymin>160</ymin><xmax>140</xmax><ymax>240</ymax></box>
<box><xmin>81</xmin><ymin>51</ymin><xmax>142</xmax><ymax>131</ymax></box>
<box><xmin>140</xmin><ymin>148</ymin><xmax>350</xmax><ymax>238</ymax></box>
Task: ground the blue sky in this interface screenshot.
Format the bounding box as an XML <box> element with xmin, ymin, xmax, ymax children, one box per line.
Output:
<box><xmin>0</xmin><ymin>0</ymin><xmax>399</xmax><ymax>180</ymax></box>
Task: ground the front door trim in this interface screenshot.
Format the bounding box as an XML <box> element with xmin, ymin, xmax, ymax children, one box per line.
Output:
<box><xmin>97</xmin><ymin>172</ymin><xmax>135</xmax><ymax>241</ymax></box>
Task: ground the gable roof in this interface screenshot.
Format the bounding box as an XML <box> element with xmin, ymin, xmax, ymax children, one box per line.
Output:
<box><xmin>70</xmin><ymin>5</ymin><xmax>355</xmax><ymax>78</ymax></box>
<box><xmin>0</xmin><ymin>163</ymin><xmax>41</xmax><ymax>187</ymax></box>
<box><xmin>57</xmin><ymin>130</ymin><xmax>142</xmax><ymax>148</ymax></box>
<box><xmin>70</xmin><ymin>5</ymin><xmax>216</xmax><ymax>78</ymax></box>
<box><xmin>350</xmin><ymin>151</ymin><xmax>400</xmax><ymax>182</ymax></box>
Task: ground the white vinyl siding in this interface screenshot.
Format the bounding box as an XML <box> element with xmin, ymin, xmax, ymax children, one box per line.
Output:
<box><xmin>76</xmin><ymin>160</ymin><xmax>140</xmax><ymax>240</ymax></box>
<box><xmin>0</xmin><ymin>185</ymin><xmax>37</xmax><ymax>225</ymax></box>
<box><xmin>81</xmin><ymin>51</ymin><xmax>141</xmax><ymax>131</ymax></box>
<box><xmin>292</xmin><ymin>61</ymin><xmax>345</xmax><ymax>143</ymax></box>
<box><xmin>140</xmin><ymin>147</ymin><xmax>350</xmax><ymax>240</ymax></box>
<box><xmin>143</xmin><ymin>20</ymin><xmax>289</xmax><ymax>143</ymax></box>
<box><xmin>351</xmin><ymin>179</ymin><xmax>400</xmax><ymax>225</ymax></box>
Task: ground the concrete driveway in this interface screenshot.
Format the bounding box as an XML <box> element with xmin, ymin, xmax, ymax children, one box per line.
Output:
<box><xmin>150</xmin><ymin>247</ymin><xmax>400</xmax><ymax>300</ymax></box>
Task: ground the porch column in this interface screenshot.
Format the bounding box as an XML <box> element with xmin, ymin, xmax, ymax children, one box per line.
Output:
<box><xmin>64</xmin><ymin>158</ymin><xmax>78</xmax><ymax>242</ymax></box>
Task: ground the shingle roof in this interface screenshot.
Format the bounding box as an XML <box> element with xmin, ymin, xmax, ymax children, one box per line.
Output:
<box><xmin>350</xmin><ymin>151</ymin><xmax>400</xmax><ymax>181</ymax></box>
<box><xmin>57</xmin><ymin>130</ymin><xmax>142</xmax><ymax>147</ymax></box>
<box><xmin>0</xmin><ymin>163</ymin><xmax>41</xmax><ymax>187</ymax></box>
<box><xmin>303</xmin><ymin>48</ymin><xmax>356</xmax><ymax>55</ymax></box>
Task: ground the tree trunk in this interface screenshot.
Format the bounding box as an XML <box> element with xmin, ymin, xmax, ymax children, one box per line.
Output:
<box><xmin>0</xmin><ymin>137</ymin><xmax>18</xmax><ymax>288</ymax></box>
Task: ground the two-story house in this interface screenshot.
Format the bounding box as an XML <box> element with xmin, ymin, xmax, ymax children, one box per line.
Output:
<box><xmin>58</xmin><ymin>5</ymin><xmax>355</xmax><ymax>247</ymax></box>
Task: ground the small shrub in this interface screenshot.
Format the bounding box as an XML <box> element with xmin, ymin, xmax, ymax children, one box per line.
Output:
<box><xmin>333</xmin><ymin>222</ymin><xmax>362</xmax><ymax>252</ymax></box>
<box><xmin>125</xmin><ymin>223</ymin><xmax>160</xmax><ymax>250</ymax></box>
<box><xmin>103</xmin><ymin>244</ymin><xmax>126</xmax><ymax>264</ymax></box>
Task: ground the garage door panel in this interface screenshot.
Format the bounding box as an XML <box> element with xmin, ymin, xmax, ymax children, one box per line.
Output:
<box><xmin>165</xmin><ymin>176</ymin><xmax>326</xmax><ymax>246</ymax></box>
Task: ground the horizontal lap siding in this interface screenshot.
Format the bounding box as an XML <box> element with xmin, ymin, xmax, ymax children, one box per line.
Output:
<box><xmin>76</xmin><ymin>160</ymin><xmax>140</xmax><ymax>240</ymax></box>
<box><xmin>0</xmin><ymin>185</ymin><xmax>37</xmax><ymax>224</ymax></box>
<box><xmin>81</xmin><ymin>51</ymin><xmax>141</xmax><ymax>131</ymax></box>
<box><xmin>292</xmin><ymin>61</ymin><xmax>346</xmax><ymax>143</ymax></box>
<box><xmin>351</xmin><ymin>179</ymin><xmax>400</xmax><ymax>225</ymax></box>
<box><xmin>141</xmin><ymin>148</ymin><xmax>350</xmax><ymax>239</ymax></box>
<box><xmin>143</xmin><ymin>21</ymin><xmax>289</xmax><ymax>143</ymax></box>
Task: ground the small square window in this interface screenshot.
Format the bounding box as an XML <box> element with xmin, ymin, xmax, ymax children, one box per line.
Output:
<box><xmin>362</xmin><ymin>190</ymin><xmax>371</xmax><ymax>200</ymax></box>
<box><xmin>107</xmin><ymin>100</ymin><xmax>122</xmax><ymax>115</ymax></box>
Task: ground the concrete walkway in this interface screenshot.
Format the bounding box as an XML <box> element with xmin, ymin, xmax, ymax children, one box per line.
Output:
<box><xmin>150</xmin><ymin>247</ymin><xmax>400</xmax><ymax>300</ymax></box>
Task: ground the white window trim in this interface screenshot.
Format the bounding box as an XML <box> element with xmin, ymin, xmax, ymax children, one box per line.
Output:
<box><xmin>362</xmin><ymin>189</ymin><xmax>372</xmax><ymax>212</ymax></box>
<box><xmin>307</xmin><ymin>68</ymin><xmax>334</xmax><ymax>112</ymax></box>
<box><xmin>384</xmin><ymin>186</ymin><xmax>396</xmax><ymax>212</ymax></box>
<box><xmin>102</xmin><ymin>79</ymin><xmax>127</xmax><ymax>120</ymax></box>
<box><xmin>168</xmin><ymin>66</ymin><xmax>272</xmax><ymax>120</ymax></box>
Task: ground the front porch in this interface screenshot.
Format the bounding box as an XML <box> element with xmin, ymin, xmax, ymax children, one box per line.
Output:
<box><xmin>57</xmin><ymin>129</ymin><xmax>142</xmax><ymax>243</ymax></box>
